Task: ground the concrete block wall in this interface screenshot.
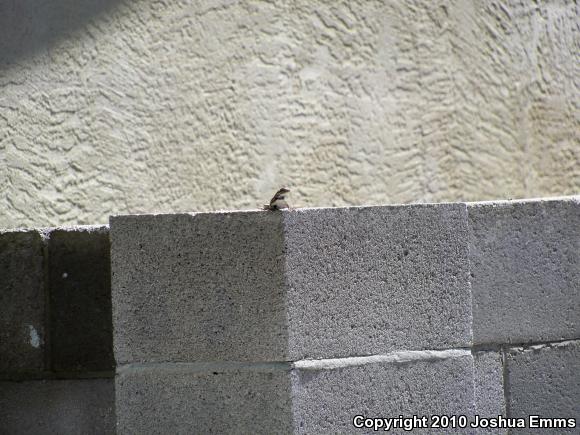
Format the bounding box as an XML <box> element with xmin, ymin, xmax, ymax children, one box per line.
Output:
<box><xmin>111</xmin><ymin>205</ymin><xmax>472</xmax><ymax>363</ymax></box>
<box><xmin>467</xmin><ymin>198</ymin><xmax>580</xmax><ymax>434</ymax></box>
<box><xmin>110</xmin><ymin>196</ymin><xmax>579</xmax><ymax>434</ymax></box>
<box><xmin>1</xmin><ymin>197</ymin><xmax>578</xmax><ymax>433</ymax></box>
<box><xmin>0</xmin><ymin>227</ymin><xmax>115</xmax><ymax>435</ymax></box>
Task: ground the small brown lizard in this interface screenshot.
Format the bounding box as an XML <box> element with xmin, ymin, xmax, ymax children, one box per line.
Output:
<box><xmin>263</xmin><ymin>187</ymin><xmax>290</xmax><ymax>210</ymax></box>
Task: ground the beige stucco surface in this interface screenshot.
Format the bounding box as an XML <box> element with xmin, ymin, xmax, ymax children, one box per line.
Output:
<box><xmin>1</xmin><ymin>0</ymin><xmax>578</xmax><ymax>228</ymax></box>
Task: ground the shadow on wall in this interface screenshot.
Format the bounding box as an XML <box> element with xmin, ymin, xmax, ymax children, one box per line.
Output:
<box><xmin>0</xmin><ymin>0</ymin><xmax>123</xmax><ymax>69</ymax></box>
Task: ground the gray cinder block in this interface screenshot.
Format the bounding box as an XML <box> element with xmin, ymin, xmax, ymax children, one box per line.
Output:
<box><xmin>48</xmin><ymin>226</ymin><xmax>114</xmax><ymax>373</ymax></box>
<box><xmin>0</xmin><ymin>378</ymin><xmax>115</xmax><ymax>435</ymax></box>
<box><xmin>505</xmin><ymin>340</ymin><xmax>580</xmax><ymax>434</ymax></box>
<box><xmin>468</xmin><ymin>198</ymin><xmax>580</xmax><ymax>344</ymax></box>
<box><xmin>110</xmin><ymin>204</ymin><xmax>472</xmax><ymax>363</ymax></box>
<box><xmin>111</xmin><ymin>212</ymin><xmax>289</xmax><ymax>364</ymax></box>
<box><xmin>473</xmin><ymin>351</ymin><xmax>506</xmax><ymax>435</ymax></box>
<box><xmin>115</xmin><ymin>351</ymin><xmax>475</xmax><ymax>435</ymax></box>
<box><xmin>116</xmin><ymin>363</ymin><xmax>294</xmax><ymax>434</ymax></box>
<box><xmin>0</xmin><ymin>230</ymin><xmax>45</xmax><ymax>373</ymax></box>
<box><xmin>283</xmin><ymin>205</ymin><xmax>471</xmax><ymax>359</ymax></box>
<box><xmin>291</xmin><ymin>350</ymin><xmax>475</xmax><ymax>434</ymax></box>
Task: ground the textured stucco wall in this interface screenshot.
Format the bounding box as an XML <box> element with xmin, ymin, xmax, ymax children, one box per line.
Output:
<box><xmin>1</xmin><ymin>0</ymin><xmax>578</xmax><ymax>228</ymax></box>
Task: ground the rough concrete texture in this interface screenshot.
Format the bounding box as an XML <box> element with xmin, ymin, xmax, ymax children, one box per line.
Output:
<box><xmin>291</xmin><ymin>352</ymin><xmax>476</xmax><ymax>434</ymax></box>
<box><xmin>468</xmin><ymin>197</ymin><xmax>580</xmax><ymax>344</ymax></box>
<box><xmin>0</xmin><ymin>378</ymin><xmax>115</xmax><ymax>435</ymax></box>
<box><xmin>0</xmin><ymin>230</ymin><xmax>45</xmax><ymax>373</ymax></box>
<box><xmin>111</xmin><ymin>212</ymin><xmax>289</xmax><ymax>364</ymax></box>
<box><xmin>48</xmin><ymin>226</ymin><xmax>114</xmax><ymax>373</ymax></box>
<box><xmin>283</xmin><ymin>204</ymin><xmax>471</xmax><ymax>358</ymax></box>
<box><xmin>110</xmin><ymin>204</ymin><xmax>471</xmax><ymax>363</ymax></box>
<box><xmin>1</xmin><ymin>1</ymin><xmax>579</xmax><ymax>228</ymax></box>
<box><xmin>505</xmin><ymin>340</ymin><xmax>580</xmax><ymax>434</ymax></box>
<box><xmin>116</xmin><ymin>363</ymin><xmax>294</xmax><ymax>435</ymax></box>
<box><xmin>115</xmin><ymin>352</ymin><xmax>475</xmax><ymax>434</ymax></box>
<box><xmin>473</xmin><ymin>351</ymin><xmax>506</xmax><ymax>435</ymax></box>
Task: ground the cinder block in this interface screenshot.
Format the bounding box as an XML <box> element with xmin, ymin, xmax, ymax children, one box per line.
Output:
<box><xmin>48</xmin><ymin>226</ymin><xmax>114</xmax><ymax>373</ymax></box>
<box><xmin>291</xmin><ymin>351</ymin><xmax>476</xmax><ymax>434</ymax></box>
<box><xmin>0</xmin><ymin>378</ymin><xmax>115</xmax><ymax>435</ymax></box>
<box><xmin>505</xmin><ymin>340</ymin><xmax>580</xmax><ymax>434</ymax></box>
<box><xmin>115</xmin><ymin>351</ymin><xmax>476</xmax><ymax>434</ymax></box>
<box><xmin>473</xmin><ymin>351</ymin><xmax>506</xmax><ymax>435</ymax></box>
<box><xmin>110</xmin><ymin>204</ymin><xmax>471</xmax><ymax>363</ymax></box>
<box><xmin>283</xmin><ymin>205</ymin><xmax>471</xmax><ymax>359</ymax></box>
<box><xmin>116</xmin><ymin>363</ymin><xmax>294</xmax><ymax>434</ymax></box>
<box><xmin>468</xmin><ymin>198</ymin><xmax>580</xmax><ymax>344</ymax></box>
<box><xmin>111</xmin><ymin>212</ymin><xmax>289</xmax><ymax>364</ymax></box>
<box><xmin>0</xmin><ymin>230</ymin><xmax>45</xmax><ymax>373</ymax></box>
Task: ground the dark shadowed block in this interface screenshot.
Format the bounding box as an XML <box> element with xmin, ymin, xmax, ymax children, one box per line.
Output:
<box><xmin>0</xmin><ymin>378</ymin><xmax>115</xmax><ymax>435</ymax></box>
<box><xmin>0</xmin><ymin>230</ymin><xmax>45</xmax><ymax>373</ymax></box>
<box><xmin>48</xmin><ymin>227</ymin><xmax>113</xmax><ymax>372</ymax></box>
